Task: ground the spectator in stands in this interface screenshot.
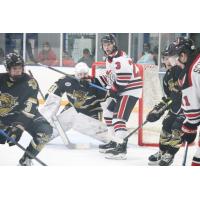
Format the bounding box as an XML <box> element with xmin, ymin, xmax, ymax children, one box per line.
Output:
<box><xmin>78</xmin><ymin>48</ymin><xmax>94</xmax><ymax>68</ymax></box>
<box><xmin>137</xmin><ymin>42</ymin><xmax>155</xmax><ymax>65</ymax></box>
<box><xmin>62</xmin><ymin>51</ymin><xmax>75</xmax><ymax>67</ymax></box>
<box><xmin>0</xmin><ymin>48</ymin><xmax>4</xmax><ymax>64</ymax></box>
<box><xmin>37</xmin><ymin>42</ymin><xmax>58</xmax><ymax>66</ymax></box>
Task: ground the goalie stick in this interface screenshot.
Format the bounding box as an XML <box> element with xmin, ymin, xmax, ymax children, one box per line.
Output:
<box><xmin>52</xmin><ymin>115</ymin><xmax>93</xmax><ymax>149</ymax></box>
<box><xmin>0</xmin><ymin>129</ymin><xmax>47</xmax><ymax>166</ymax></box>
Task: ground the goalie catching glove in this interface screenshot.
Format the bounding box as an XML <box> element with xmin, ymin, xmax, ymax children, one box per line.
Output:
<box><xmin>146</xmin><ymin>97</ymin><xmax>172</xmax><ymax>122</ymax></box>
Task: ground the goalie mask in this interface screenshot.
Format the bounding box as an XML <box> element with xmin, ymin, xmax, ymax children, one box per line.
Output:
<box><xmin>4</xmin><ymin>53</ymin><xmax>25</xmax><ymax>81</ymax></box>
<box><xmin>75</xmin><ymin>62</ymin><xmax>89</xmax><ymax>79</ymax></box>
<box><xmin>101</xmin><ymin>34</ymin><xmax>118</xmax><ymax>56</ymax></box>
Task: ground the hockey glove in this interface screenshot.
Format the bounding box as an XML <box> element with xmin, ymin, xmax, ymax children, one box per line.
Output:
<box><xmin>0</xmin><ymin>122</ymin><xmax>7</xmax><ymax>144</ymax></box>
<box><xmin>108</xmin><ymin>85</ymin><xmax>118</xmax><ymax>98</ymax></box>
<box><xmin>181</xmin><ymin>123</ymin><xmax>197</xmax><ymax>144</ymax></box>
<box><xmin>80</xmin><ymin>79</ymin><xmax>90</xmax><ymax>88</ymax></box>
<box><xmin>0</xmin><ymin>133</ymin><xmax>7</xmax><ymax>144</ymax></box>
<box><xmin>6</xmin><ymin>123</ymin><xmax>24</xmax><ymax>146</ymax></box>
<box><xmin>146</xmin><ymin>97</ymin><xmax>171</xmax><ymax>122</ymax></box>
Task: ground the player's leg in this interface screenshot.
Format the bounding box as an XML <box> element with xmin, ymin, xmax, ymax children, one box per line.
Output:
<box><xmin>159</xmin><ymin>114</ymin><xmax>185</xmax><ymax>166</ymax></box>
<box><xmin>99</xmin><ymin>98</ymin><xmax>117</xmax><ymax>153</ymax></box>
<box><xmin>148</xmin><ymin>112</ymin><xmax>176</xmax><ymax>165</ymax></box>
<box><xmin>18</xmin><ymin>116</ymin><xmax>53</xmax><ymax>166</ymax></box>
<box><xmin>105</xmin><ymin>96</ymin><xmax>138</xmax><ymax>160</ymax></box>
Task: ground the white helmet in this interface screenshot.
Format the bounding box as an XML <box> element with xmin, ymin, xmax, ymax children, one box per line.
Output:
<box><xmin>75</xmin><ymin>62</ymin><xmax>89</xmax><ymax>79</ymax></box>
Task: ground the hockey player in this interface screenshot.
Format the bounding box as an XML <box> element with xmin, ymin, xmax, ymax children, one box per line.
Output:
<box><xmin>41</xmin><ymin>62</ymin><xmax>109</xmax><ymax>142</ymax></box>
<box><xmin>98</xmin><ymin>34</ymin><xmax>143</xmax><ymax>159</ymax></box>
<box><xmin>171</xmin><ymin>37</ymin><xmax>200</xmax><ymax>166</ymax></box>
<box><xmin>0</xmin><ymin>53</ymin><xmax>53</xmax><ymax>166</ymax></box>
<box><xmin>147</xmin><ymin>44</ymin><xmax>185</xmax><ymax>166</ymax></box>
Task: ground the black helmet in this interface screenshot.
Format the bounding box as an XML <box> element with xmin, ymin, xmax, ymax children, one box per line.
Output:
<box><xmin>161</xmin><ymin>43</ymin><xmax>178</xmax><ymax>57</ymax></box>
<box><xmin>162</xmin><ymin>37</ymin><xmax>195</xmax><ymax>57</ymax></box>
<box><xmin>101</xmin><ymin>34</ymin><xmax>117</xmax><ymax>44</ymax></box>
<box><xmin>101</xmin><ymin>34</ymin><xmax>118</xmax><ymax>53</ymax></box>
<box><xmin>4</xmin><ymin>53</ymin><xmax>24</xmax><ymax>70</ymax></box>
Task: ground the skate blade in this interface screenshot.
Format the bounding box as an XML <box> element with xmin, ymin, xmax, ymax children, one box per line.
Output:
<box><xmin>148</xmin><ymin>161</ymin><xmax>160</xmax><ymax>166</ymax></box>
<box><xmin>67</xmin><ymin>143</ymin><xmax>92</xmax><ymax>149</ymax></box>
<box><xmin>99</xmin><ymin>148</ymin><xmax>114</xmax><ymax>153</ymax></box>
<box><xmin>105</xmin><ymin>153</ymin><xmax>127</xmax><ymax>160</ymax></box>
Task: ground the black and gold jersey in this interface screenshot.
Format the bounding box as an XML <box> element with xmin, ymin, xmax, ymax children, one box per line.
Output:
<box><xmin>0</xmin><ymin>73</ymin><xmax>39</xmax><ymax>127</ymax></box>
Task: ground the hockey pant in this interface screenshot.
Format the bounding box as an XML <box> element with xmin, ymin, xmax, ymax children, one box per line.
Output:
<box><xmin>23</xmin><ymin>116</ymin><xmax>53</xmax><ymax>159</ymax></box>
<box><xmin>159</xmin><ymin>111</ymin><xmax>185</xmax><ymax>155</ymax></box>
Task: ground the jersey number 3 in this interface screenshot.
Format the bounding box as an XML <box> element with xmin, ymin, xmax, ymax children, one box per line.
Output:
<box><xmin>115</xmin><ymin>62</ymin><xmax>121</xmax><ymax>70</ymax></box>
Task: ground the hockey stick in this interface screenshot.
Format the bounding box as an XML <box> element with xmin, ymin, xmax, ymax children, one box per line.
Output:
<box><xmin>124</xmin><ymin>99</ymin><xmax>173</xmax><ymax>142</ymax></box>
<box><xmin>182</xmin><ymin>141</ymin><xmax>189</xmax><ymax>166</ymax></box>
<box><xmin>37</xmin><ymin>63</ymin><xmax>107</xmax><ymax>92</ymax></box>
<box><xmin>0</xmin><ymin>129</ymin><xmax>47</xmax><ymax>166</ymax></box>
<box><xmin>52</xmin><ymin>115</ymin><xmax>92</xmax><ymax>149</ymax></box>
<box><xmin>124</xmin><ymin>120</ymin><xmax>148</xmax><ymax>141</ymax></box>
<box><xmin>28</xmin><ymin>70</ymin><xmax>45</xmax><ymax>100</ymax></box>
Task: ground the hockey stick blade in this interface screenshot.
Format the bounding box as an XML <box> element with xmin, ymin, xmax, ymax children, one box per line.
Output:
<box><xmin>0</xmin><ymin>129</ymin><xmax>47</xmax><ymax>166</ymax></box>
<box><xmin>52</xmin><ymin>116</ymin><xmax>93</xmax><ymax>149</ymax></box>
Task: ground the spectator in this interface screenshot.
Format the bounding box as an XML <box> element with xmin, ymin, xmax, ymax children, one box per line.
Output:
<box><xmin>37</xmin><ymin>42</ymin><xmax>58</xmax><ymax>66</ymax></box>
<box><xmin>78</xmin><ymin>48</ymin><xmax>94</xmax><ymax>68</ymax></box>
<box><xmin>0</xmin><ymin>48</ymin><xmax>4</xmax><ymax>64</ymax></box>
<box><xmin>62</xmin><ymin>51</ymin><xmax>75</xmax><ymax>67</ymax></box>
<box><xmin>137</xmin><ymin>42</ymin><xmax>155</xmax><ymax>65</ymax></box>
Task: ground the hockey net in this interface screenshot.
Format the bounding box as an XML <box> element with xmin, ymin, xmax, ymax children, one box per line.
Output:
<box><xmin>91</xmin><ymin>61</ymin><xmax>164</xmax><ymax>146</ymax></box>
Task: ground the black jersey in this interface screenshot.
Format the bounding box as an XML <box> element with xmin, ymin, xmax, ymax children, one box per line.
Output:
<box><xmin>47</xmin><ymin>76</ymin><xmax>108</xmax><ymax>118</ymax></box>
<box><xmin>163</xmin><ymin>65</ymin><xmax>183</xmax><ymax>114</ymax></box>
<box><xmin>0</xmin><ymin>73</ymin><xmax>40</xmax><ymax>127</ymax></box>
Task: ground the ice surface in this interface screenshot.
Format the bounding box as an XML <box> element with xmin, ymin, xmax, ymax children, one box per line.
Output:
<box><xmin>0</xmin><ymin>129</ymin><xmax>196</xmax><ymax>166</ymax></box>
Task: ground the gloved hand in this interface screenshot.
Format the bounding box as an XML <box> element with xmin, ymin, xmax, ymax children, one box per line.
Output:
<box><xmin>181</xmin><ymin>123</ymin><xmax>197</xmax><ymax>144</ymax></box>
<box><xmin>146</xmin><ymin>111</ymin><xmax>163</xmax><ymax>122</ymax></box>
<box><xmin>108</xmin><ymin>85</ymin><xmax>118</xmax><ymax>98</ymax></box>
<box><xmin>146</xmin><ymin>97</ymin><xmax>171</xmax><ymax>122</ymax></box>
<box><xmin>0</xmin><ymin>122</ymin><xmax>7</xmax><ymax>144</ymax></box>
<box><xmin>6</xmin><ymin>123</ymin><xmax>24</xmax><ymax>146</ymax></box>
<box><xmin>0</xmin><ymin>133</ymin><xmax>7</xmax><ymax>144</ymax></box>
<box><xmin>80</xmin><ymin>79</ymin><xmax>90</xmax><ymax>88</ymax></box>
<box><xmin>181</xmin><ymin>133</ymin><xmax>197</xmax><ymax>144</ymax></box>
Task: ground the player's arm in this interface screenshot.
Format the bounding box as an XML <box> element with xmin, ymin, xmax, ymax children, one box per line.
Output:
<box><xmin>45</xmin><ymin>76</ymin><xmax>67</xmax><ymax>99</ymax></box>
<box><xmin>112</xmin><ymin>59</ymin><xmax>142</xmax><ymax>94</ymax></box>
<box><xmin>41</xmin><ymin>76</ymin><xmax>69</xmax><ymax>122</ymax></box>
<box><xmin>91</xmin><ymin>78</ymin><xmax>109</xmax><ymax>101</ymax></box>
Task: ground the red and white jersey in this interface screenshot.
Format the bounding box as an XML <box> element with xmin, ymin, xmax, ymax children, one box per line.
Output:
<box><xmin>99</xmin><ymin>51</ymin><xmax>143</xmax><ymax>98</ymax></box>
<box><xmin>181</xmin><ymin>53</ymin><xmax>200</xmax><ymax>126</ymax></box>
